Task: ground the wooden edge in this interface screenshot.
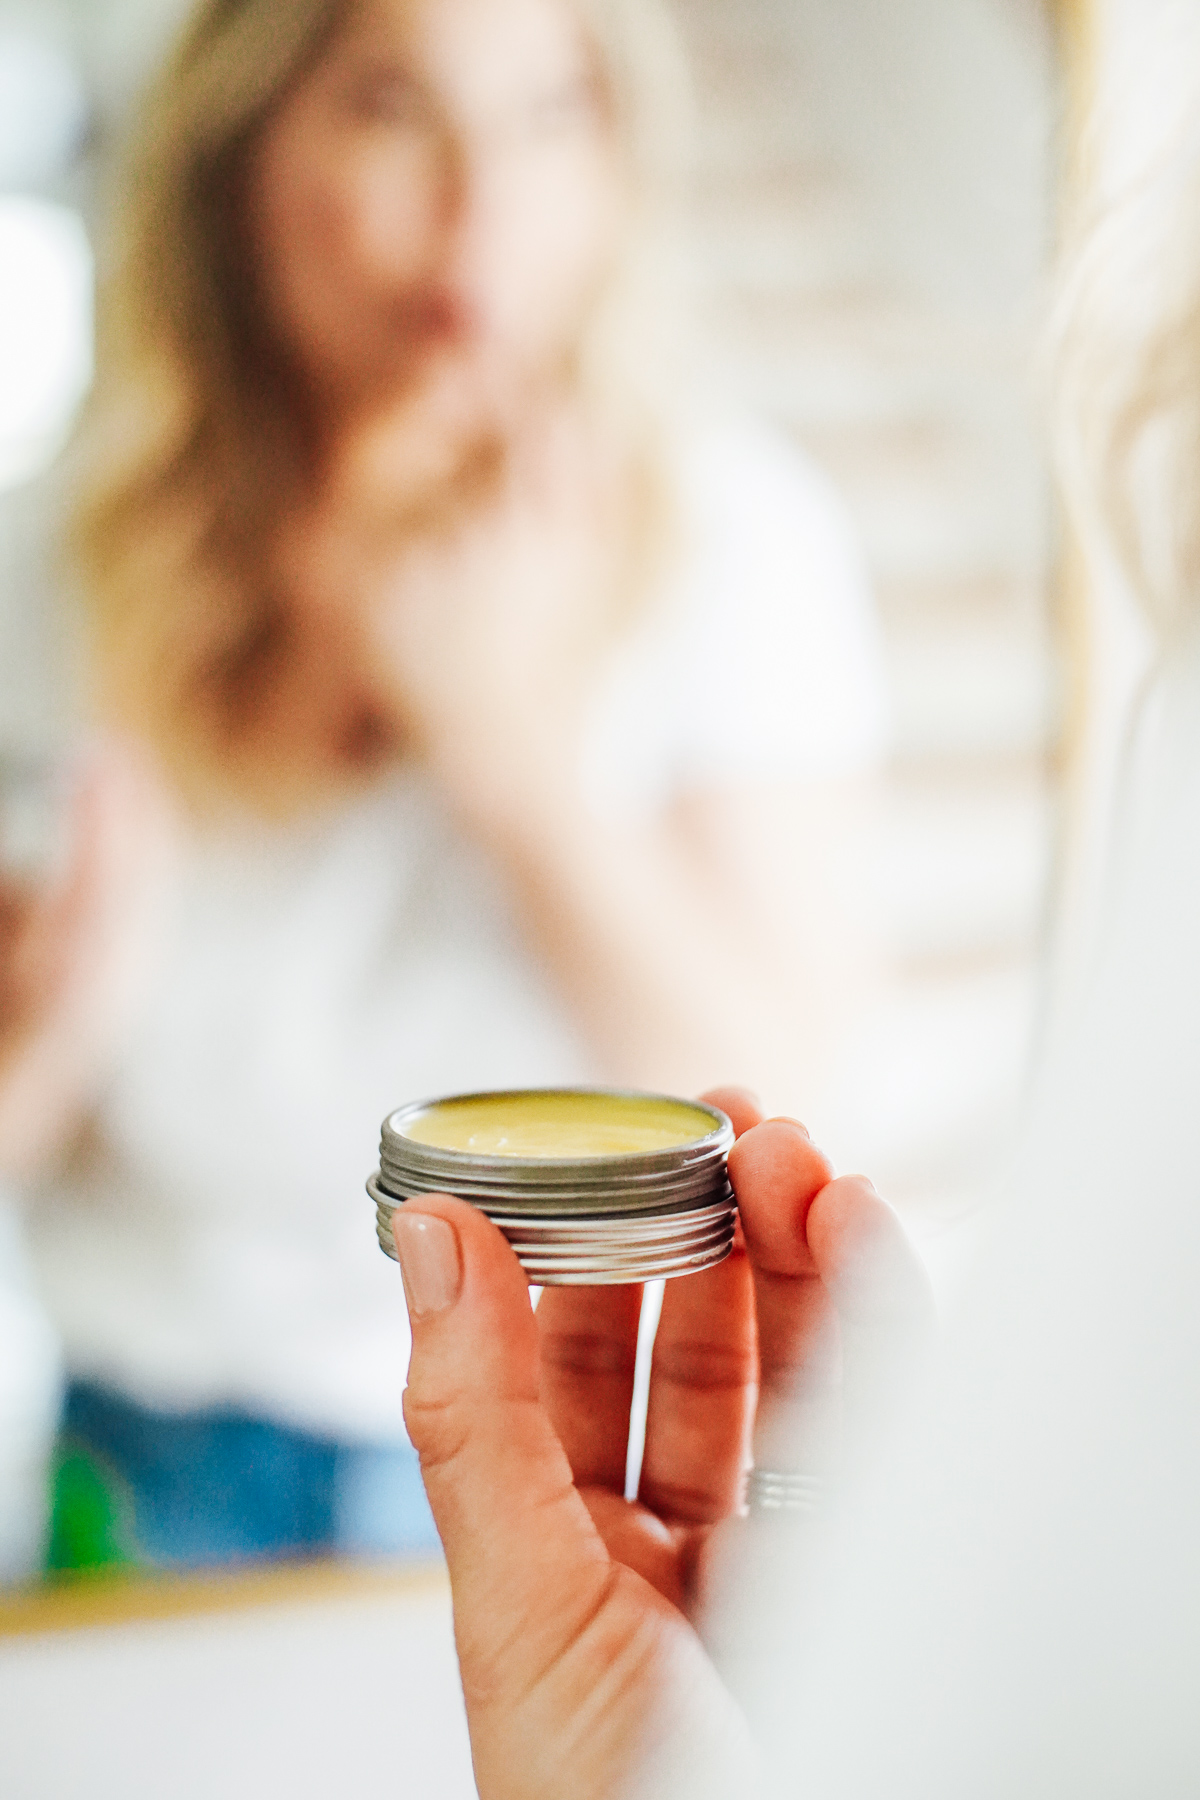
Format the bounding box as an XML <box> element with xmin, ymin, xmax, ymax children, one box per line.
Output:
<box><xmin>0</xmin><ymin>1556</ymin><xmax>449</xmax><ymax>1640</ymax></box>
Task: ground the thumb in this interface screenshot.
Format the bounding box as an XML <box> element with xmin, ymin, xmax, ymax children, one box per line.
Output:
<box><xmin>396</xmin><ymin>1198</ymin><xmax>762</xmax><ymax>1800</ymax></box>
<box><xmin>393</xmin><ymin>1197</ymin><xmax>612</xmax><ymax>1696</ymax></box>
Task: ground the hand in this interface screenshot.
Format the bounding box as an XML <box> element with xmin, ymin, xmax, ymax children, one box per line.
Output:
<box><xmin>0</xmin><ymin>743</ymin><xmax>172</xmax><ymax>1182</ymax></box>
<box><xmin>373</xmin><ymin>406</ymin><xmax>621</xmax><ymax>836</ymax></box>
<box><xmin>392</xmin><ymin>1089</ymin><xmax>935</xmax><ymax>1800</ymax></box>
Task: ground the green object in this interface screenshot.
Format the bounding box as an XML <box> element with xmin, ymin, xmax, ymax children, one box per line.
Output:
<box><xmin>45</xmin><ymin>1446</ymin><xmax>137</xmax><ymax>1574</ymax></box>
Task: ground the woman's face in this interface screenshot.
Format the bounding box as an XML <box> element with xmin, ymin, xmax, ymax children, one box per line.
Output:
<box><xmin>246</xmin><ymin>0</ymin><xmax>623</xmax><ymax>417</ymax></box>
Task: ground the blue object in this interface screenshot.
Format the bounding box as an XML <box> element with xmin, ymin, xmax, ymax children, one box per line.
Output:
<box><xmin>56</xmin><ymin>1381</ymin><xmax>440</xmax><ymax>1569</ymax></box>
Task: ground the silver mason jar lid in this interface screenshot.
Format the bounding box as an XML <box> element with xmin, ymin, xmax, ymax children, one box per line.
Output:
<box><xmin>368</xmin><ymin>1087</ymin><xmax>736</xmax><ymax>1286</ymax></box>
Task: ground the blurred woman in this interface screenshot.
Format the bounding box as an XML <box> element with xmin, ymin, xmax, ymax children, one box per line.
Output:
<box><xmin>0</xmin><ymin>0</ymin><xmax>885</xmax><ymax>1568</ymax></box>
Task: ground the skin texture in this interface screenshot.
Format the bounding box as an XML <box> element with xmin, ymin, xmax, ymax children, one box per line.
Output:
<box><xmin>394</xmin><ymin>1088</ymin><xmax>935</xmax><ymax>1800</ymax></box>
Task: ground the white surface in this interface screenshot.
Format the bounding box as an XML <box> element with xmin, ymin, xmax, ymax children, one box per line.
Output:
<box><xmin>733</xmin><ymin>632</ymin><xmax>1200</xmax><ymax>1800</ymax></box>
<box><xmin>0</xmin><ymin>1586</ymin><xmax>477</xmax><ymax>1800</ymax></box>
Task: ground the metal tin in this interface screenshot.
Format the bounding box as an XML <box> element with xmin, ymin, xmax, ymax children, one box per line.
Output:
<box><xmin>368</xmin><ymin>1087</ymin><xmax>736</xmax><ymax>1285</ymax></box>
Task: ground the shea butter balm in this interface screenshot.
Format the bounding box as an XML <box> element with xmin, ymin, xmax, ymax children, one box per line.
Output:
<box><xmin>368</xmin><ymin>1088</ymin><xmax>735</xmax><ymax>1285</ymax></box>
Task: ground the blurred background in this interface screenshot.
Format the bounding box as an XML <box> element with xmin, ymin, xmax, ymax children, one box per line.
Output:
<box><xmin>0</xmin><ymin>0</ymin><xmax>1070</xmax><ymax>1794</ymax></box>
<box><xmin>0</xmin><ymin>0</ymin><xmax>1061</xmax><ymax>1226</ymax></box>
<box><xmin>682</xmin><ymin>0</ymin><xmax>1058</xmax><ymax>1230</ymax></box>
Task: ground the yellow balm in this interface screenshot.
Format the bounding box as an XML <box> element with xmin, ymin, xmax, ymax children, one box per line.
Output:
<box><xmin>401</xmin><ymin>1089</ymin><xmax>714</xmax><ymax>1159</ymax></box>
<box><xmin>369</xmin><ymin>1087</ymin><xmax>736</xmax><ymax>1286</ymax></box>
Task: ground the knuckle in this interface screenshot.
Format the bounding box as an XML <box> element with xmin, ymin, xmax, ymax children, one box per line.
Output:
<box><xmin>653</xmin><ymin>1336</ymin><xmax>756</xmax><ymax>1394</ymax></box>
<box><xmin>401</xmin><ymin>1387</ymin><xmax>472</xmax><ymax>1475</ymax></box>
<box><xmin>639</xmin><ymin>1472</ymin><xmax>733</xmax><ymax>1526</ymax></box>
<box><xmin>539</xmin><ymin>1328</ymin><xmax>637</xmax><ymax>1380</ymax></box>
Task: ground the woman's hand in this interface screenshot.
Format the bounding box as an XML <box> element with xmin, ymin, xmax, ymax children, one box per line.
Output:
<box><xmin>0</xmin><ymin>744</ymin><xmax>171</xmax><ymax>1182</ymax></box>
<box><xmin>392</xmin><ymin>1088</ymin><xmax>934</xmax><ymax>1800</ymax></box>
<box><xmin>372</xmin><ymin>405</ymin><xmax>621</xmax><ymax>836</ymax></box>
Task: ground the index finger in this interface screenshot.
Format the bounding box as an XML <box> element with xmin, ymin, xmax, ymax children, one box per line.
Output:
<box><xmin>632</xmin><ymin>1090</ymin><xmax>764</xmax><ymax>1523</ymax></box>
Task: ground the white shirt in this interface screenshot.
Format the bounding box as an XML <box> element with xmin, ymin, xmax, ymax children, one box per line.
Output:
<box><xmin>16</xmin><ymin>423</ymin><xmax>887</xmax><ymax>1441</ymax></box>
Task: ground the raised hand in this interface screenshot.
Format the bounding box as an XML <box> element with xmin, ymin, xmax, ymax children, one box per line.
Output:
<box><xmin>370</xmin><ymin>403</ymin><xmax>621</xmax><ymax>836</ymax></box>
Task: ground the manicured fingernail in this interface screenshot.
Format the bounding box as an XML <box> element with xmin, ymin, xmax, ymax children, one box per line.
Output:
<box><xmin>392</xmin><ymin>1213</ymin><xmax>462</xmax><ymax>1317</ymax></box>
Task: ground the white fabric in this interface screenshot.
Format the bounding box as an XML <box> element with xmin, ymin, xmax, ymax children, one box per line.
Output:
<box><xmin>581</xmin><ymin>422</ymin><xmax>887</xmax><ymax>817</ymax></box>
<box><xmin>729</xmin><ymin>630</ymin><xmax>1200</xmax><ymax>1797</ymax></box>
<box><xmin>18</xmin><ymin>423</ymin><xmax>886</xmax><ymax>1442</ymax></box>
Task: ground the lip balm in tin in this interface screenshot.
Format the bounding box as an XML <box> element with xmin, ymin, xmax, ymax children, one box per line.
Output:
<box><xmin>367</xmin><ymin>1087</ymin><xmax>736</xmax><ymax>1285</ymax></box>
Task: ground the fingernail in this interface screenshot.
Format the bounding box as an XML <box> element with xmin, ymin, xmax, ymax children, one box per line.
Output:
<box><xmin>392</xmin><ymin>1213</ymin><xmax>462</xmax><ymax>1318</ymax></box>
<box><xmin>767</xmin><ymin>1116</ymin><xmax>812</xmax><ymax>1138</ymax></box>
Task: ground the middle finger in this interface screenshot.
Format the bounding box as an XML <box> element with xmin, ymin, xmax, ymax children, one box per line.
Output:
<box><xmin>639</xmin><ymin>1243</ymin><xmax>757</xmax><ymax>1524</ymax></box>
<box><xmin>635</xmin><ymin>1085</ymin><xmax>766</xmax><ymax>1523</ymax></box>
<box><xmin>536</xmin><ymin>1283</ymin><xmax>643</xmax><ymax>1494</ymax></box>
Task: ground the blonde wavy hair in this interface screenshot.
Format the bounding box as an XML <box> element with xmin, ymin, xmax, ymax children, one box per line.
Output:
<box><xmin>1055</xmin><ymin>2</ymin><xmax>1200</xmax><ymax>641</ymax></box>
<box><xmin>69</xmin><ymin>0</ymin><xmax>690</xmax><ymax>811</ymax></box>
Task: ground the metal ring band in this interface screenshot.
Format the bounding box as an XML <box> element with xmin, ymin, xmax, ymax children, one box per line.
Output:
<box><xmin>745</xmin><ymin>1470</ymin><xmax>825</xmax><ymax>1516</ymax></box>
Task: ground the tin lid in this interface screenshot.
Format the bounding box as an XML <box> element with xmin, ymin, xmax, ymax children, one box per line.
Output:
<box><xmin>377</xmin><ymin>1087</ymin><xmax>733</xmax><ymax>1218</ymax></box>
